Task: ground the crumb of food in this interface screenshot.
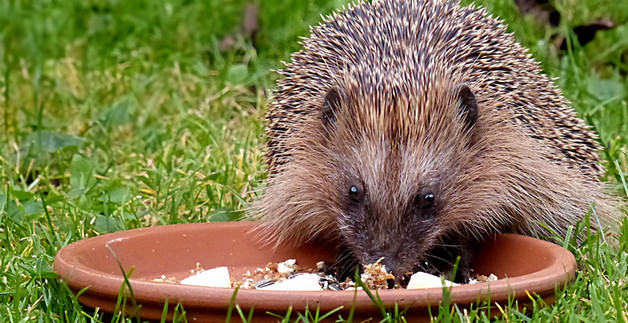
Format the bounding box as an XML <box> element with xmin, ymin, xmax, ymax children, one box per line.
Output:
<box><xmin>406</xmin><ymin>272</ymin><xmax>459</xmax><ymax>289</ymax></box>
<box><xmin>192</xmin><ymin>262</ymin><xmax>204</xmax><ymax>274</ymax></box>
<box><xmin>152</xmin><ymin>274</ymin><xmax>179</xmax><ymax>284</ymax></box>
<box><xmin>277</xmin><ymin>259</ymin><xmax>297</xmax><ymax>274</ymax></box>
<box><xmin>478</xmin><ymin>273</ymin><xmax>498</xmax><ymax>282</ymax></box>
<box><xmin>468</xmin><ymin>273</ymin><xmax>499</xmax><ymax>284</ymax></box>
<box><xmin>360</xmin><ymin>258</ymin><xmax>396</xmax><ymax>290</ymax></box>
<box><xmin>180</xmin><ymin>266</ymin><xmax>231</xmax><ymax>288</ymax></box>
<box><xmin>340</xmin><ymin>277</ymin><xmax>357</xmax><ymax>289</ymax></box>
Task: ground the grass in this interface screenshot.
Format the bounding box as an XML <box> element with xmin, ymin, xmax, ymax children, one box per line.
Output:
<box><xmin>0</xmin><ymin>0</ymin><xmax>626</xmax><ymax>321</ymax></box>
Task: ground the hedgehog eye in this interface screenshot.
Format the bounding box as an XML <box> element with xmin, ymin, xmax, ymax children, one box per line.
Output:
<box><xmin>423</xmin><ymin>192</ymin><xmax>435</xmax><ymax>208</ymax></box>
<box><xmin>349</xmin><ymin>185</ymin><xmax>360</xmax><ymax>202</ymax></box>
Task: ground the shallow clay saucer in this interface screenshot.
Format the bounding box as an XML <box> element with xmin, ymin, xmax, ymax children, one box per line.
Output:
<box><xmin>53</xmin><ymin>221</ymin><xmax>576</xmax><ymax>322</ymax></box>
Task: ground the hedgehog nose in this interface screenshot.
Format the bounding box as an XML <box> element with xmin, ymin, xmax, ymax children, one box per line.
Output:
<box><xmin>379</xmin><ymin>262</ymin><xmax>413</xmax><ymax>288</ymax></box>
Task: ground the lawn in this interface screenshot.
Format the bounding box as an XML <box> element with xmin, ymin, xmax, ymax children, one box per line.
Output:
<box><xmin>0</xmin><ymin>0</ymin><xmax>626</xmax><ymax>322</ymax></box>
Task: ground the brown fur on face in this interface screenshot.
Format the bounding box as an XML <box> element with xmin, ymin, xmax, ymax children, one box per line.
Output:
<box><xmin>253</xmin><ymin>0</ymin><xmax>618</xmax><ymax>282</ymax></box>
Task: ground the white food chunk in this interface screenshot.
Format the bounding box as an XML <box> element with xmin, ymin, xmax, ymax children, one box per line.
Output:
<box><xmin>277</xmin><ymin>259</ymin><xmax>297</xmax><ymax>274</ymax></box>
<box><xmin>259</xmin><ymin>274</ymin><xmax>323</xmax><ymax>291</ymax></box>
<box><xmin>180</xmin><ymin>266</ymin><xmax>231</xmax><ymax>288</ymax></box>
<box><xmin>406</xmin><ymin>272</ymin><xmax>459</xmax><ymax>289</ymax></box>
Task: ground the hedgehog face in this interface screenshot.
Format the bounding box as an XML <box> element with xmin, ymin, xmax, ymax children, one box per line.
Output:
<box><xmin>320</xmin><ymin>82</ymin><xmax>479</xmax><ymax>280</ymax></box>
<box><xmin>328</xmin><ymin>139</ymin><xmax>449</xmax><ymax>280</ymax></box>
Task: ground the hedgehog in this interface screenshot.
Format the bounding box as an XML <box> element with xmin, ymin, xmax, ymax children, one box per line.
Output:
<box><xmin>253</xmin><ymin>0</ymin><xmax>617</xmax><ymax>283</ymax></box>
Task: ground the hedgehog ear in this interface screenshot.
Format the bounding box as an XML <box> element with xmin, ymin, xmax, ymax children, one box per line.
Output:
<box><xmin>322</xmin><ymin>88</ymin><xmax>342</xmax><ymax>131</ymax></box>
<box><xmin>455</xmin><ymin>84</ymin><xmax>478</xmax><ymax>131</ymax></box>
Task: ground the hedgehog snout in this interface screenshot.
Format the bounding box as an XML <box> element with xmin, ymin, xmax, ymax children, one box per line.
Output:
<box><xmin>362</xmin><ymin>250</ymin><xmax>415</xmax><ymax>282</ymax></box>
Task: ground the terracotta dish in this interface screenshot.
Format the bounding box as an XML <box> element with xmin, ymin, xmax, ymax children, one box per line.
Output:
<box><xmin>54</xmin><ymin>221</ymin><xmax>576</xmax><ymax>322</ymax></box>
